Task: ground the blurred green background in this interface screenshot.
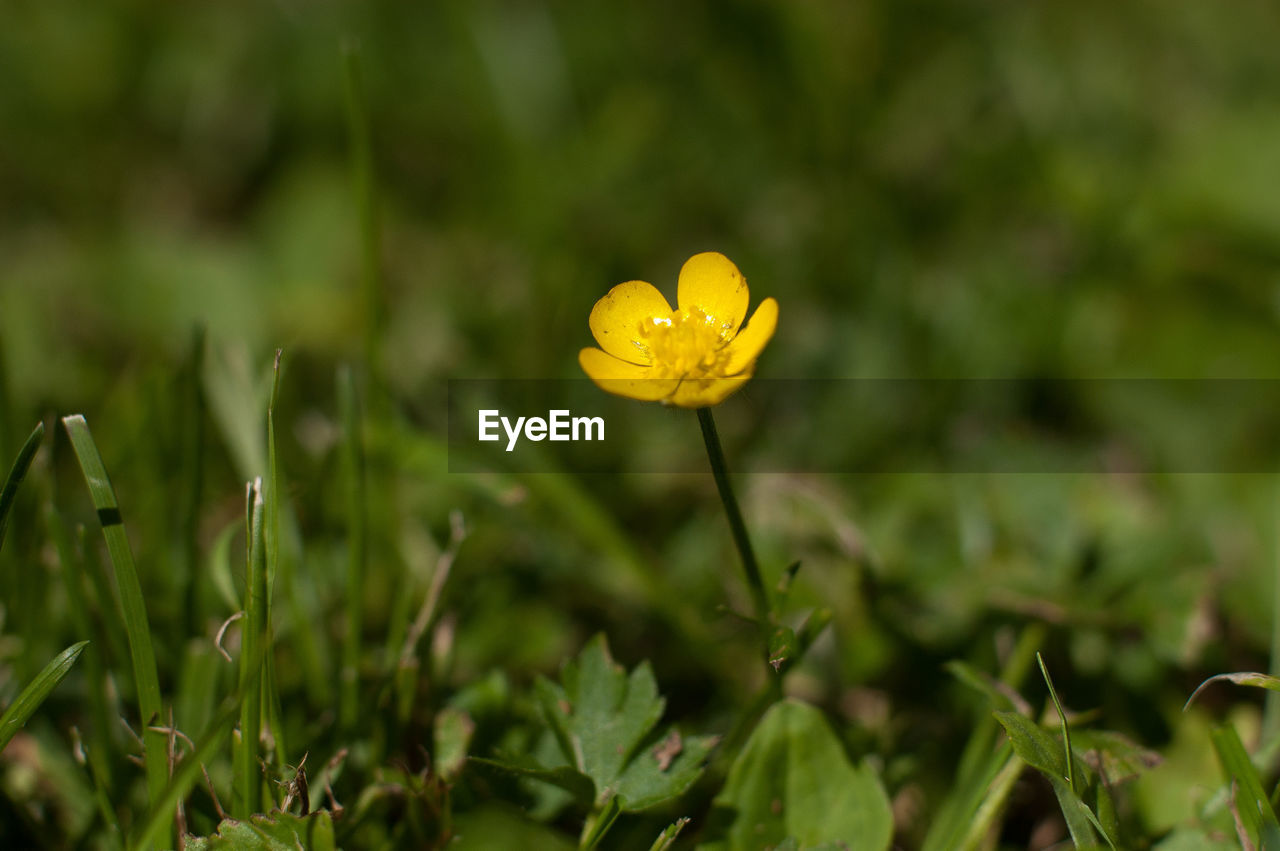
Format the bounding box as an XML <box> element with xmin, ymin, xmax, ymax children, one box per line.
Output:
<box><xmin>4</xmin><ymin>0</ymin><xmax>1280</xmax><ymax>846</ymax></box>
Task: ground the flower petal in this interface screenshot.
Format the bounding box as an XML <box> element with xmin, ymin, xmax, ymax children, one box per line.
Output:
<box><xmin>588</xmin><ymin>280</ymin><xmax>673</xmax><ymax>364</ymax></box>
<box><xmin>723</xmin><ymin>297</ymin><xmax>778</xmax><ymax>375</ymax></box>
<box><xmin>578</xmin><ymin>347</ymin><xmax>680</xmax><ymax>401</ymax></box>
<box><xmin>676</xmin><ymin>252</ymin><xmax>749</xmax><ymax>337</ymax></box>
<box><xmin>669</xmin><ymin>374</ymin><xmax>754</xmax><ymax>408</ymax></box>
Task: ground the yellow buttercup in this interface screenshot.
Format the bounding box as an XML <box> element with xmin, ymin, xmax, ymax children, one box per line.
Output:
<box><xmin>578</xmin><ymin>252</ymin><xmax>778</xmax><ymax>408</ymax></box>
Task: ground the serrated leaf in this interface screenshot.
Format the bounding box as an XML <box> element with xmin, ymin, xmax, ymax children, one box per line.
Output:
<box><xmin>534</xmin><ymin>634</ymin><xmax>713</xmax><ymax>811</ymax></box>
<box><xmin>184</xmin><ymin>810</ymin><xmax>337</xmax><ymax>851</ymax></box>
<box><xmin>469</xmin><ymin>755</ymin><xmax>596</xmax><ymax>804</ymax></box>
<box><xmin>701</xmin><ymin>698</ymin><xmax>892</xmax><ymax>851</ymax></box>
<box><xmin>615</xmin><ymin>730</ymin><xmax>718</xmax><ymax>810</ymax></box>
<box><xmin>524</xmin><ymin>729</ymin><xmax>577</xmax><ymax>819</ymax></box>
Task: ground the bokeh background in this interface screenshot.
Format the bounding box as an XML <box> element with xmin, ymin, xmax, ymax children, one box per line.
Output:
<box><xmin>4</xmin><ymin>0</ymin><xmax>1280</xmax><ymax>846</ymax></box>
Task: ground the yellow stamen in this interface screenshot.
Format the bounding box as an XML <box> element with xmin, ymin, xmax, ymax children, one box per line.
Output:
<box><xmin>634</xmin><ymin>306</ymin><xmax>734</xmax><ymax>380</ymax></box>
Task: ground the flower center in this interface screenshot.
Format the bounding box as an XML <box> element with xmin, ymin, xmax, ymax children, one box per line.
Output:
<box><xmin>634</xmin><ymin>306</ymin><xmax>734</xmax><ymax>380</ymax></box>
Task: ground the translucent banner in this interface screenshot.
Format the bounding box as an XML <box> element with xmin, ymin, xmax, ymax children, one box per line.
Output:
<box><xmin>447</xmin><ymin>379</ymin><xmax>1280</xmax><ymax>474</ymax></box>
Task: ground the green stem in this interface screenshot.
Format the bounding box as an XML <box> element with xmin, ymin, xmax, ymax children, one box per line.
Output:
<box><xmin>696</xmin><ymin>407</ymin><xmax>769</xmax><ymax>626</ymax></box>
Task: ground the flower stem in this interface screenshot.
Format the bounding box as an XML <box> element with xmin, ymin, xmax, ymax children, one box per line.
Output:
<box><xmin>697</xmin><ymin>407</ymin><xmax>770</xmax><ymax>627</ymax></box>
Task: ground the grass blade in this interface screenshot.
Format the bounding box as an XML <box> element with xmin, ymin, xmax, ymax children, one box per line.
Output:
<box><xmin>954</xmin><ymin>744</ymin><xmax>1021</xmax><ymax>851</ymax></box>
<box><xmin>234</xmin><ymin>479</ymin><xmax>268</xmax><ymax>819</ymax></box>
<box><xmin>647</xmin><ymin>817</ymin><xmax>690</xmax><ymax>851</ymax></box>
<box><xmin>62</xmin><ymin>414</ymin><xmax>169</xmax><ymax>841</ymax></box>
<box><xmin>1188</xmin><ymin>672</ymin><xmax>1280</xmax><ymax>711</ymax></box>
<box><xmin>1037</xmin><ymin>652</ymin><xmax>1076</xmax><ymax>791</ymax></box>
<box><xmin>580</xmin><ymin>795</ymin><xmax>622</xmax><ymax>851</ymax></box>
<box><xmin>266</xmin><ymin>350</ymin><xmax>282</xmax><ymax>606</ymax></box>
<box><xmin>235</xmin><ymin>351</ymin><xmax>328</xmax><ymax>711</ymax></box>
<box><xmin>0</xmin><ymin>640</ymin><xmax>88</xmax><ymax>752</ymax></box>
<box><xmin>0</xmin><ymin>420</ymin><xmax>44</xmax><ymax>554</ymax></box>
<box><xmin>1211</xmin><ymin>723</ymin><xmax>1280</xmax><ymax>847</ymax></box>
<box><xmin>264</xmin><ymin>350</ymin><xmax>288</xmax><ymax>770</ymax></box>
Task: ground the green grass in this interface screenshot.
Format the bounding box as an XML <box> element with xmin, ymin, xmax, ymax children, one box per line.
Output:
<box><xmin>1</xmin><ymin>353</ymin><xmax>1279</xmax><ymax>849</ymax></box>
<box><xmin>233</xmin><ymin>478</ymin><xmax>268</xmax><ymax>820</ymax></box>
<box><xmin>4</xmin><ymin>2</ymin><xmax>1280</xmax><ymax>848</ymax></box>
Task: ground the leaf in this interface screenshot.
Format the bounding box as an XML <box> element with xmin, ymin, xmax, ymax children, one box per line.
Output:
<box><xmin>614</xmin><ymin>728</ymin><xmax>717</xmax><ymax>811</ymax></box>
<box><xmin>63</xmin><ymin>414</ymin><xmax>169</xmax><ymax>825</ymax></box>
<box><xmin>235</xmin><ymin>478</ymin><xmax>268</xmax><ymax>819</ymax></box>
<box><xmin>184</xmin><ymin>810</ymin><xmax>337</xmax><ymax>851</ymax></box>
<box><xmin>1049</xmin><ymin>776</ymin><xmax>1107</xmax><ymax>849</ymax></box>
<box><xmin>701</xmin><ymin>698</ymin><xmax>893</xmax><ymax>851</ymax></box>
<box><xmin>1209</xmin><ymin>723</ymin><xmax>1280</xmax><ymax>848</ymax></box>
<box><xmin>468</xmin><ymin>756</ymin><xmax>596</xmax><ymax>804</ymax></box>
<box><xmin>993</xmin><ymin>710</ymin><xmax>1068</xmax><ymax>781</ymax></box>
<box><xmin>0</xmin><ymin>641</ymin><xmax>88</xmax><ymax>752</ymax></box>
<box><xmin>1185</xmin><ymin>672</ymin><xmax>1280</xmax><ymax>710</ymax></box>
<box><xmin>1037</xmin><ymin>653</ymin><xmax>1076</xmax><ymax>795</ymax></box>
<box><xmin>994</xmin><ymin>711</ymin><xmax>1116</xmax><ymax>849</ymax></box>
<box><xmin>534</xmin><ymin>634</ymin><xmax>716</xmax><ymax>811</ymax></box>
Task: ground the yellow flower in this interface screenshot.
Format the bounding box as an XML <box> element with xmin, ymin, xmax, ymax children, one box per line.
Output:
<box><xmin>579</xmin><ymin>252</ymin><xmax>778</xmax><ymax>408</ymax></box>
